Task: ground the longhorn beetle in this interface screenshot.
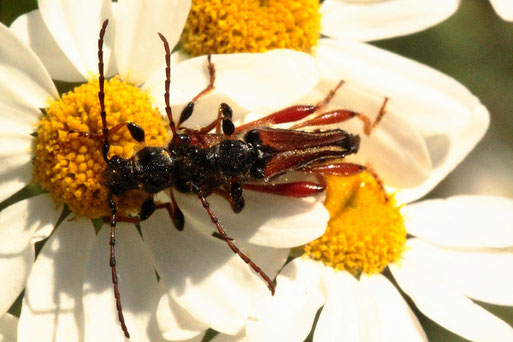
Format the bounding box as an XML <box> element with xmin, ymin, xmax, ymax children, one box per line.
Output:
<box><xmin>76</xmin><ymin>20</ymin><xmax>388</xmax><ymax>338</ymax></box>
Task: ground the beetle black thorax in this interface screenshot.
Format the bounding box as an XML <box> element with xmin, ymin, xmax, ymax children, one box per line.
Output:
<box><xmin>105</xmin><ymin>146</ymin><xmax>176</xmax><ymax>196</ymax></box>
<box><xmin>212</xmin><ymin>140</ymin><xmax>256</xmax><ymax>178</ymax></box>
<box><xmin>170</xmin><ymin>135</ymin><xmax>261</xmax><ymax>193</ymax></box>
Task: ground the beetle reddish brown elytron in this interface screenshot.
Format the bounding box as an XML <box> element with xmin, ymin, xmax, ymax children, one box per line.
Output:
<box><xmin>77</xmin><ymin>19</ymin><xmax>388</xmax><ymax>339</ymax></box>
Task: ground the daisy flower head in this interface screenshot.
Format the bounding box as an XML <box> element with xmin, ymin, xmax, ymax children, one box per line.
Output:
<box><xmin>1</xmin><ymin>0</ymin><xmax>333</xmax><ymax>341</ymax></box>
<box><xmin>247</xmin><ymin>189</ymin><xmax>513</xmax><ymax>342</ymax></box>
<box><xmin>171</xmin><ymin>0</ymin><xmax>490</xmax><ymax>203</ymax></box>
<box><xmin>154</xmin><ymin>31</ymin><xmax>493</xmax><ymax>342</ymax></box>
<box><xmin>179</xmin><ymin>0</ymin><xmax>461</xmax><ymax>56</ymax></box>
<box><xmin>166</xmin><ymin>2</ymin><xmax>509</xmax><ymax>342</ymax></box>
<box><xmin>242</xmin><ymin>28</ymin><xmax>509</xmax><ymax>342</ymax></box>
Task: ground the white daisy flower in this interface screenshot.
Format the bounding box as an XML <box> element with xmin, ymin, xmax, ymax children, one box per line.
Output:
<box><xmin>152</xmin><ymin>36</ymin><xmax>490</xmax><ymax>342</ymax></box>
<box><xmin>136</xmin><ymin>0</ymin><xmax>491</xmax><ymax>339</ymax></box>
<box><xmin>148</xmin><ymin>3</ymin><xmax>495</xmax><ymax>336</ymax></box>
<box><xmin>246</xmin><ymin>194</ymin><xmax>513</xmax><ymax>342</ymax></box>
<box><xmin>2</xmin><ymin>0</ymin><xmax>332</xmax><ymax>340</ymax></box>
<box><xmin>238</xmin><ymin>33</ymin><xmax>503</xmax><ymax>342</ymax></box>
<box><xmin>140</xmin><ymin>47</ymin><xmax>432</xmax><ymax>340</ymax></box>
<box><xmin>239</xmin><ymin>37</ymin><xmax>508</xmax><ymax>342</ymax></box>
<box><xmin>179</xmin><ymin>0</ymin><xmax>459</xmax><ymax>57</ymax></box>
<box><xmin>320</xmin><ymin>0</ymin><xmax>460</xmax><ymax>41</ymax></box>
<box><xmin>306</xmin><ymin>38</ymin><xmax>489</xmax><ymax>204</ymax></box>
<box><xmin>3</xmin><ymin>1</ymin><xmax>493</xmax><ymax>342</ymax></box>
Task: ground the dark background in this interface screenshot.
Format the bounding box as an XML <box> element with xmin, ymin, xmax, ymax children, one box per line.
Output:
<box><xmin>1</xmin><ymin>0</ymin><xmax>512</xmax><ymax>340</ymax></box>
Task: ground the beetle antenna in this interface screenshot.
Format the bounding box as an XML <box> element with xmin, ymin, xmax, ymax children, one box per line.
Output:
<box><xmin>98</xmin><ymin>19</ymin><xmax>111</xmax><ymax>163</ymax></box>
<box><xmin>99</xmin><ymin>20</ymin><xmax>130</xmax><ymax>339</ymax></box>
<box><xmin>196</xmin><ymin>190</ymin><xmax>276</xmax><ymax>295</ymax></box>
<box><xmin>157</xmin><ymin>32</ymin><xmax>177</xmax><ymax>137</ymax></box>
<box><xmin>108</xmin><ymin>193</ymin><xmax>130</xmax><ymax>338</ymax></box>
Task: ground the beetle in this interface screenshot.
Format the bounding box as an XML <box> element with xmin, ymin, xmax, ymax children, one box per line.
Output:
<box><xmin>74</xmin><ymin>19</ymin><xmax>388</xmax><ymax>338</ymax></box>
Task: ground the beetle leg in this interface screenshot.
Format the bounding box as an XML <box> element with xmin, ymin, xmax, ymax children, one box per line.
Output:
<box><xmin>106</xmin><ymin>216</ymin><xmax>141</xmax><ymax>224</ymax></box>
<box><xmin>177</xmin><ymin>55</ymin><xmax>216</xmax><ymax>128</ymax></box>
<box><xmin>365</xmin><ymin>165</ymin><xmax>389</xmax><ymax>202</ymax></box>
<box><xmin>113</xmin><ymin>193</ymin><xmax>185</xmax><ymax>230</ymax></box>
<box><xmin>234</xmin><ymin>80</ymin><xmax>345</xmax><ymax>133</ymax></box>
<box><xmin>213</xmin><ymin>180</ymin><xmax>245</xmax><ymax>213</ymax></box>
<box><xmin>242</xmin><ymin>181</ymin><xmax>325</xmax><ymax>197</ymax></box>
<box><xmin>300</xmin><ymin>162</ymin><xmax>366</xmax><ymax>177</ymax></box>
<box><xmin>235</xmin><ymin>105</ymin><xmax>317</xmax><ymax>132</ymax></box>
<box><xmin>184</xmin><ymin>102</ymin><xmax>234</xmax><ymax>135</ymax></box>
<box><xmin>229</xmin><ymin>181</ymin><xmax>244</xmax><ymax>212</ymax></box>
<box><xmin>68</xmin><ymin>122</ymin><xmax>146</xmax><ymax>143</ymax></box>
<box><xmin>292</xmin><ymin>97</ymin><xmax>390</xmax><ymax>135</ymax></box>
<box><xmin>313</xmin><ymin>80</ymin><xmax>345</xmax><ymax>113</ymax></box>
<box><xmin>154</xmin><ymin>190</ymin><xmax>185</xmax><ymax>231</ymax></box>
<box><xmin>220</xmin><ymin>103</ymin><xmax>235</xmax><ymax>136</ymax></box>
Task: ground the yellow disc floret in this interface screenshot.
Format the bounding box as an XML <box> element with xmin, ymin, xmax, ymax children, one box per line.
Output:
<box><xmin>34</xmin><ymin>77</ymin><xmax>170</xmax><ymax>218</ymax></box>
<box><xmin>304</xmin><ymin>172</ymin><xmax>406</xmax><ymax>276</ymax></box>
<box><xmin>181</xmin><ymin>0</ymin><xmax>321</xmax><ymax>56</ymax></box>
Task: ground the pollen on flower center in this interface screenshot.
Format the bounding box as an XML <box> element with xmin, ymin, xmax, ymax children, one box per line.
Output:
<box><xmin>304</xmin><ymin>172</ymin><xmax>406</xmax><ymax>276</ymax></box>
<box><xmin>181</xmin><ymin>0</ymin><xmax>321</xmax><ymax>56</ymax></box>
<box><xmin>34</xmin><ymin>77</ymin><xmax>170</xmax><ymax>218</ymax></box>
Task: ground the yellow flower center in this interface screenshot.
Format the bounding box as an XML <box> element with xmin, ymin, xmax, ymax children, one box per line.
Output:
<box><xmin>34</xmin><ymin>77</ymin><xmax>170</xmax><ymax>218</ymax></box>
<box><xmin>181</xmin><ymin>0</ymin><xmax>321</xmax><ymax>56</ymax></box>
<box><xmin>304</xmin><ymin>172</ymin><xmax>406</xmax><ymax>276</ymax></box>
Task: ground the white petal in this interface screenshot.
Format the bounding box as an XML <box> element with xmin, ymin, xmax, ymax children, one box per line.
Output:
<box><xmin>360</xmin><ymin>274</ymin><xmax>427</xmax><ymax>342</ymax></box>
<box><xmin>173</xmin><ymin>189</ymin><xmax>328</xmax><ymax>248</ymax></box>
<box><xmin>0</xmin><ymin>104</ymin><xmax>35</xmax><ymax>200</ymax></box>
<box><xmin>304</xmin><ymin>54</ymin><xmax>431</xmax><ymax>190</ymax></box>
<box><xmin>145</xmin><ymin>50</ymin><xmax>319</xmax><ymax>115</ymax></box>
<box><xmin>156</xmin><ymin>292</ymin><xmax>207</xmax><ymax>341</ymax></box>
<box><xmin>490</xmin><ymin>0</ymin><xmax>513</xmax><ymax>21</ymax></box>
<box><xmin>0</xmin><ymin>314</ymin><xmax>18</xmax><ymax>342</ymax></box>
<box><xmin>143</xmin><ymin>210</ymin><xmax>287</xmax><ymax>335</ymax></box>
<box><xmin>321</xmin><ymin>0</ymin><xmax>459</xmax><ymax>41</ymax></box>
<box><xmin>0</xmin><ymin>99</ymin><xmax>42</xmax><ymax>128</ymax></box>
<box><xmin>404</xmin><ymin>196</ymin><xmax>513</xmax><ymax>248</ymax></box>
<box><xmin>181</xmin><ymin>334</ymin><xmax>205</xmax><ymax>342</ymax></box>
<box><xmin>0</xmin><ymin>193</ymin><xmax>58</xmax><ymax>252</ymax></box>
<box><xmin>314</xmin><ymin>269</ymin><xmax>374</xmax><ymax>342</ymax></box>
<box><xmin>0</xmin><ymin>245</ymin><xmax>32</xmax><ymax>320</ymax></box>
<box><xmin>18</xmin><ymin>219</ymin><xmax>94</xmax><ymax>342</ymax></box>
<box><xmin>390</xmin><ymin>247</ymin><xmax>513</xmax><ymax>342</ymax></box>
<box><xmin>115</xmin><ymin>0</ymin><xmax>191</xmax><ymax>85</ymax></box>
<box><xmin>10</xmin><ymin>10</ymin><xmax>85</xmax><ymax>82</ymax></box>
<box><xmin>212</xmin><ymin>333</ymin><xmax>246</xmax><ymax>342</ymax></box>
<box><xmin>247</xmin><ymin>258</ymin><xmax>325</xmax><ymax>342</ymax></box>
<box><xmin>83</xmin><ymin>224</ymin><xmax>162</xmax><ymax>342</ymax></box>
<box><xmin>0</xmin><ymin>194</ymin><xmax>59</xmax><ymax>316</ymax></box>
<box><xmin>346</xmin><ymin>103</ymin><xmax>431</xmax><ymax>190</ymax></box>
<box><xmin>0</xmin><ymin>121</ymin><xmax>33</xmax><ymax>202</ymax></box>
<box><xmin>0</xmin><ymin>120</ymin><xmax>33</xmax><ymax>176</ymax></box>
<box><xmin>402</xmin><ymin>238</ymin><xmax>513</xmax><ymax>306</ymax></box>
<box><xmin>0</xmin><ymin>174</ymin><xmax>30</xmax><ymax>206</ymax></box>
<box><xmin>37</xmin><ymin>0</ymin><xmax>113</xmax><ymax>79</ymax></box>
<box><xmin>0</xmin><ymin>22</ymin><xmax>57</xmax><ymax>110</ymax></box>
<box><xmin>314</xmin><ymin>39</ymin><xmax>488</xmax><ymax>203</ymax></box>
